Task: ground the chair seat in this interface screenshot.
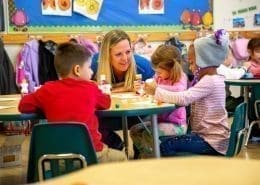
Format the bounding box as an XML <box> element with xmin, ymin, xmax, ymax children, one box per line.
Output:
<box><xmin>27</xmin><ymin>122</ymin><xmax>98</xmax><ymax>183</ymax></box>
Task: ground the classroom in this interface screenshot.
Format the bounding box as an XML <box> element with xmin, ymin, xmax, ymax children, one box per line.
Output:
<box><xmin>0</xmin><ymin>0</ymin><xmax>260</xmax><ymax>184</ymax></box>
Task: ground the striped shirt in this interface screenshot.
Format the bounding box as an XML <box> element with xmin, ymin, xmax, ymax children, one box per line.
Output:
<box><xmin>155</xmin><ymin>75</ymin><xmax>230</xmax><ymax>155</ymax></box>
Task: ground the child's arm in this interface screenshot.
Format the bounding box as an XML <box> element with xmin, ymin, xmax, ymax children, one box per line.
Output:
<box><xmin>248</xmin><ymin>62</ymin><xmax>260</xmax><ymax>76</ymax></box>
<box><xmin>155</xmin><ymin>76</ymin><xmax>214</xmax><ymax>106</ymax></box>
<box><xmin>217</xmin><ymin>64</ymin><xmax>246</xmax><ymax>79</ymax></box>
<box><xmin>95</xmin><ymin>89</ymin><xmax>111</xmax><ymax>110</ymax></box>
<box><xmin>158</xmin><ymin>74</ymin><xmax>187</xmax><ymax>92</ymax></box>
<box><xmin>18</xmin><ymin>94</ymin><xmax>40</xmax><ymax>113</ymax></box>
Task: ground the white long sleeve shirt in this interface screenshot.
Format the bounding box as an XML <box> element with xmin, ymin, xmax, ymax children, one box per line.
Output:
<box><xmin>217</xmin><ymin>64</ymin><xmax>246</xmax><ymax>79</ymax></box>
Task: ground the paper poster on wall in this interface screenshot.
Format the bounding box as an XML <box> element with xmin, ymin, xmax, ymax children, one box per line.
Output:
<box><xmin>214</xmin><ymin>0</ymin><xmax>259</xmax><ymax>30</ymax></box>
<box><xmin>73</xmin><ymin>0</ymin><xmax>103</xmax><ymax>21</ymax></box>
<box><xmin>233</xmin><ymin>18</ymin><xmax>245</xmax><ymax>28</ymax></box>
<box><xmin>41</xmin><ymin>0</ymin><xmax>72</xmax><ymax>16</ymax></box>
<box><xmin>255</xmin><ymin>14</ymin><xmax>260</xmax><ymax>26</ymax></box>
<box><xmin>7</xmin><ymin>0</ymin><xmax>212</xmax><ymax>33</ymax></box>
<box><xmin>139</xmin><ymin>0</ymin><xmax>164</xmax><ymax>14</ymax></box>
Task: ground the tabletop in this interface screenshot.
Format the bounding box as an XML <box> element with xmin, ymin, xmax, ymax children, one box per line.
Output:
<box><xmin>36</xmin><ymin>157</ymin><xmax>260</xmax><ymax>185</ymax></box>
<box><xmin>0</xmin><ymin>93</ymin><xmax>176</xmax><ymax>120</ymax></box>
<box><xmin>96</xmin><ymin>93</ymin><xmax>176</xmax><ymax>117</ymax></box>
<box><xmin>225</xmin><ymin>79</ymin><xmax>260</xmax><ymax>86</ymax></box>
<box><xmin>0</xmin><ymin>94</ymin><xmax>40</xmax><ymax>121</ymax></box>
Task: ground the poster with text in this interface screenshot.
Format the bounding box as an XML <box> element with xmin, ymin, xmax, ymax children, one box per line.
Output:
<box><xmin>214</xmin><ymin>0</ymin><xmax>259</xmax><ymax>30</ymax></box>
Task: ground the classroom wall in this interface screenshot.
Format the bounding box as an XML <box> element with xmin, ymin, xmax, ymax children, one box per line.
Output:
<box><xmin>4</xmin><ymin>44</ymin><xmax>22</xmax><ymax>64</ymax></box>
<box><xmin>3</xmin><ymin>0</ymin><xmax>258</xmax><ymax>97</ymax></box>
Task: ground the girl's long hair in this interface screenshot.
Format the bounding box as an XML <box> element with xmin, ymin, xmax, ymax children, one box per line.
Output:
<box><xmin>151</xmin><ymin>44</ymin><xmax>183</xmax><ymax>84</ymax></box>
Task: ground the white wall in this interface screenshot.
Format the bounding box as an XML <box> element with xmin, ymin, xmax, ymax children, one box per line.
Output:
<box><xmin>4</xmin><ymin>44</ymin><xmax>23</xmax><ymax>64</ymax></box>
<box><xmin>214</xmin><ymin>0</ymin><xmax>260</xmax><ymax>30</ymax></box>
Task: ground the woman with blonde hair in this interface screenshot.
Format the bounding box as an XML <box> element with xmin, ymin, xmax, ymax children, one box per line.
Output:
<box><xmin>92</xmin><ymin>29</ymin><xmax>154</xmax><ymax>151</ymax></box>
<box><xmin>92</xmin><ymin>29</ymin><xmax>154</xmax><ymax>92</ymax></box>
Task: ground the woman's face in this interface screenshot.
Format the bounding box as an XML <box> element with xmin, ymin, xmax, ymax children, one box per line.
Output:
<box><xmin>110</xmin><ymin>39</ymin><xmax>132</xmax><ymax>75</ymax></box>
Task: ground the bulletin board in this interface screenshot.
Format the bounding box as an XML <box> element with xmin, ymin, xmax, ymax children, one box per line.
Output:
<box><xmin>7</xmin><ymin>0</ymin><xmax>213</xmax><ymax>33</ymax></box>
<box><xmin>214</xmin><ymin>0</ymin><xmax>260</xmax><ymax>31</ymax></box>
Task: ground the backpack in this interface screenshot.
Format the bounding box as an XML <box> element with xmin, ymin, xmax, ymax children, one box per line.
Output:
<box><xmin>231</xmin><ymin>38</ymin><xmax>249</xmax><ymax>61</ymax></box>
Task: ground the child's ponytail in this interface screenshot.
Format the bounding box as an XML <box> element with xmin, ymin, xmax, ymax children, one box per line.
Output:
<box><xmin>169</xmin><ymin>59</ymin><xmax>182</xmax><ymax>84</ymax></box>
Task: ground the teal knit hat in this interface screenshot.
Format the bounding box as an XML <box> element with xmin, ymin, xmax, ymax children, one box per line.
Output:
<box><xmin>194</xmin><ymin>29</ymin><xmax>229</xmax><ymax>68</ymax></box>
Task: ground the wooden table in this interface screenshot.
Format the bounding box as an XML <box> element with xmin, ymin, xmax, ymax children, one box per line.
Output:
<box><xmin>36</xmin><ymin>157</ymin><xmax>260</xmax><ymax>185</ymax></box>
<box><xmin>0</xmin><ymin>94</ymin><xmax>40</xmax><ymax>121</ymax></box>
<box><xmin>96</xmin><ymin>93</ymin><xmax>176</xmax><ymax>158</ymax></box>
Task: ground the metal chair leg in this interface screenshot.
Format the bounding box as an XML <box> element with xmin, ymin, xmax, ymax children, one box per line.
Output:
<box><xmin>245</xmin><ymin>120</ymin><xmax>259</xmax><ymax>146</ymax></box>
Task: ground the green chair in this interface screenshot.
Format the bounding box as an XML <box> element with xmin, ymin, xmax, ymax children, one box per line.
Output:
<box><xmin>226</xmin><ymin>102</ymin><xmax>247</xmax><ymax>157</ymax></box>
<box><xmin>159</xmin><ymin>103</ymin><xmax>247</xmax><ymax>157</ymax></box>
<box><xmin>27</xmin><ymin>122</ymin><xmax>98</xmax><ymax>183</ymax></box>
<box><xmin>245</xmin><ymin>86</ymin><xmax>260</xmax><ymax>145</ymax></box>
<box><xmin>245</xmin><ymin>100</ymin><xmax>260</xmax><ymax>145</ymax></box>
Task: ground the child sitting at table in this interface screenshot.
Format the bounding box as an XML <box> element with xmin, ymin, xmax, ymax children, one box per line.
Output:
<box><xmin>130</xmin><ymin>44</ymin><xmax>188</xmax><ymax>158</ymax></box>
<box><xmin>18</xmin><ymin>42</ymin><xmax>126</xmax><ymax>162</ymax></box>
<box><xmin>155</xmin><ymin>29</ymin><xmax>230</xmax><ymax>156</ymax></box>
<box><xmin>188</xmin><ymin>43</ymin><xmax>249</xmax><ymax>113</ymax></box>
<box><xmin>245</xmin><ymin>38</ymin><xmax>260</xmax><ymax>77</ymax></box>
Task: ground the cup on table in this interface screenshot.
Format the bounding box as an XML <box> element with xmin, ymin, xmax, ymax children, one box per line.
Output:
<box><xmin>134</xmin><ymin>74</ymin><xmax>145</xmax><ymax>96</ymax></box>
<box><xmin>144</xmin><ymin>78</ymin><xmax>156</xmax><ymax>95</ymax></box>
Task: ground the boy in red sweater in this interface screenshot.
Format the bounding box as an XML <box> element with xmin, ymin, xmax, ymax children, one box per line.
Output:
<box><xmin>19</xmin><ymin>42</ymin><xmax>126</xmax><ymax>162</ymax></box>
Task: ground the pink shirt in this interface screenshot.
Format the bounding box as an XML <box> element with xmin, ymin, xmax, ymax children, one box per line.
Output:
<box><xmin>248</xmin><ymin>60</ymin><xmax>260</xmax><ymax>77</ymax></box>
<box><xmin>155</xmin><ymin>75</ymin><xmax>230</xmax><ymax>155</ymax></box>
<box><xmin>155</xmin><ymin>73</ymin><xmax>187</xmax><ymax>125</ymax></box>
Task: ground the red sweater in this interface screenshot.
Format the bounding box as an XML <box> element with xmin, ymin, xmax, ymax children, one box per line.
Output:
<box><xmin>18</xmin><ymin>78</ymin><xmax>111</xmax><ymax>152</ymax></box>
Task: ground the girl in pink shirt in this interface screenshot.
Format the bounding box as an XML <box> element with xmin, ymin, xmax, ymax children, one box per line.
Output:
<box><xmin>155</xmin><ymin>29</ymin><xmax>230</xmax><ymax>156</ymax></box>
<box><xmin>246</xmin><ymin>38</ymin><xmax>260</xmax><ymax>77</ymax></box>
<box><xmin>130</xmin><ymin>44</ymin><xmax>188</xmax><ymax>158</ymax></box>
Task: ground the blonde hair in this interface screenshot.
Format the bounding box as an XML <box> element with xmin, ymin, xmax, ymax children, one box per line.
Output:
<box><xmin>96</xmin><ymin>29</ymin><xmax>137</xmax><ymax>90</ymax></box>
<box><xmin>151</xmin><ymin>44</ymin><xmax>183</xmax><ymax>84</ymax></box>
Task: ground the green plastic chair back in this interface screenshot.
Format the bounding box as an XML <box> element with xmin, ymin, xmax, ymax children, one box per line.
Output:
<box><xmin>248</xmin><ymin>86</ymin><xmax>260</xmax><ymax>121</ymax></box>
<box><xmin>226</xmin><ymin>102</ymin><xmax>247</xmax><ymax>157</ymax></box>
<box><xmin>27</xmin><ymin>122</ymin><xmax>98</xmax><ymax>183</ymax></box>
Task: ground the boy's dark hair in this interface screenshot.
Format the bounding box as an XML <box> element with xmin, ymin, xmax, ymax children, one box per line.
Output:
<box><xmin>54</xmin><ymin>42</ymin><xmax>91</xmax><ymax>77</ymax></box>
<box><xmin>247</xmin><ymin>38</ymin><xmax>260</xmax><ymax>52</ymax></box>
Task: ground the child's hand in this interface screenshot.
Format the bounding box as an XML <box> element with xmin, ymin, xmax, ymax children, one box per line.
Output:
<box><xmin>243</xmin><ymin>62</ymin><xmax>251</xmax><ymax>71</ymax></box>
<box><xmin>144</xmin><ymin>79</ymin><xmax>156</xmax><ymax>95</ymax></box>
